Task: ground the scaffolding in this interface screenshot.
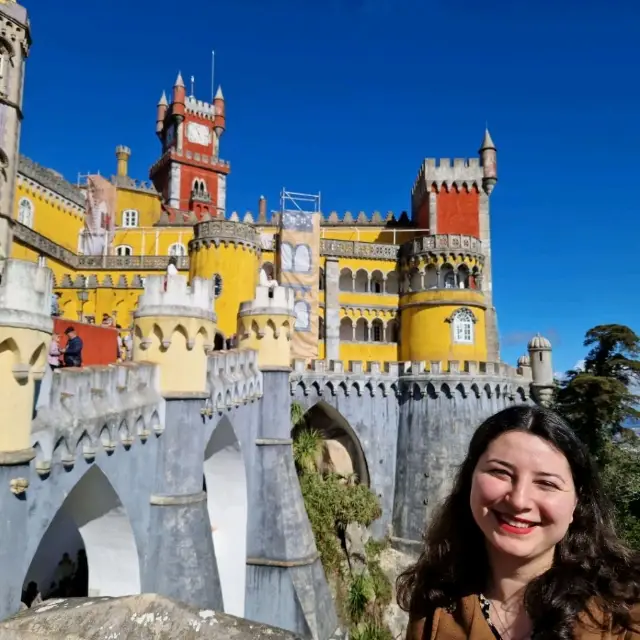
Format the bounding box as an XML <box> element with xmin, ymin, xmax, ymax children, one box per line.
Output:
<box><xmin>279</xmin><ymin>188</ymin><xmax>321</xmax><ymax>217</ymax></box>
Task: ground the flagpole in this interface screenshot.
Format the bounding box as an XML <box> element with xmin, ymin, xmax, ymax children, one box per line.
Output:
<box><xmin>211</xmin><ymin>50</ymin><xmax>215</xmax><ymax>100</ymax></box>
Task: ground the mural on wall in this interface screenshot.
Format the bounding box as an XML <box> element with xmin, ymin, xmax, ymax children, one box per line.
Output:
<box><xmin>278</xmin><ymin>209</ymin><xmax>320</xmax><ymax>360</ymax></box>
<box><xmin>81</xmin><ymin>175</ymin><xmax>117</xmax><ymax>256</ymax></box>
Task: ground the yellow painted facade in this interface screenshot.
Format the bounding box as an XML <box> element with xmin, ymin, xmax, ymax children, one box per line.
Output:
<box><xmin>0</xmin><ymin>326</ymin><xmax>50</xmax><ymax>452</ymax></box>
<box><xmin>133</xmin><ymin>315</ymin><xmax>215</xmax><ymax>394</ymax></box>
<box><xmin>10</xmin><ymin>127</ymin><xmax>493</xmax><ymax>369</ymax></box>
<box><xmin>237</xmin><ymin>312</ymin><xmax>294</xmax><ymax>369</ymax></box>
<box><xmin>190</xmin><ymin>243</ymin><xmax>260</xmax><ymax>338</ymax></box>
<box><xmin>399</xmin><ymin>289</ymin><xmax>487</xmax><ymax>363</ymax></box>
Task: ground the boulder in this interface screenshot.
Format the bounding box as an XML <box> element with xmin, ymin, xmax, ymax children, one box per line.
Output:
<box><xmin>0</xmin><ymin>594</ymin><xmax>300</xmax><ymax>639</ymax></box>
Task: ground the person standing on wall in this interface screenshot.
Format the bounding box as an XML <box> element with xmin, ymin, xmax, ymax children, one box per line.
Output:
<box><xmin>60</xmin><ymin>326</ymin><xmax>83</xmax><ymax>368</ymax></box>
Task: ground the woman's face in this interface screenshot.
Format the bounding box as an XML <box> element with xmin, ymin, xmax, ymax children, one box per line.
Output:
<box><xmin>470</xmin><ymin>430</ymin><xmax>577</xmax><ymax>566</ymax></box>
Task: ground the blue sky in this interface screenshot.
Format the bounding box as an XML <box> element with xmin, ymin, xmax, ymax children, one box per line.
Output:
<box><xmin>20</xmin><ymin>0</ymin><xmax>639</xmax><ymax>374</ymax></box>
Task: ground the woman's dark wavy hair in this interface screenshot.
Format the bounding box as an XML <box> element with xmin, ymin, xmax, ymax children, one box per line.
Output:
<box><xmin>396</xmin><ymin>404</ymin><xmax>640</xmax><ymax>639</ymax></box>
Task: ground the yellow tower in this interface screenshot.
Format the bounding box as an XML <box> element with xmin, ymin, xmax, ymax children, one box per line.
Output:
<box><xmin>237</xmin><ymin>285</ymin><xmax>295</xmax><ymax>369</ymax></box>
<box><xmin>188</xmin><ymin>219</ymin><xmax>262</xmax><ymax>340</ymax></box>
<box><xmin>0</xmin><ymin>259</ymin><xmax>53</xmax><ymax>459</ymax></box>
<box><xmin>132</xmin><ymin>274</ymin><xmax>216</xmax><ymax>394</ymax></box>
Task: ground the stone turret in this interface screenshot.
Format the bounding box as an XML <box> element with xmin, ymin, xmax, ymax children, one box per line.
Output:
<box><xmin>528</xmin><ymin>334</ymin><xmax>554</xmax><ymax>406</ymax></box>
<box><xmin>0</xmin><ymin>259</ymin><xmax>53</xmax><ymax>459</ymax></box>
<box><xmin>133</xmin><ymin>274</ymin><xmax>216</xmax><ymax>394</ymax></box>
<box><xmin>237</xmin><ymin>285</ymin><xmax>295</xmax><ymax>370</ymax></box>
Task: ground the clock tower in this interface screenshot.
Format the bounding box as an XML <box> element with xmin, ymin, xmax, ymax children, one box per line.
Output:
<box><xmin>150</xmin><ymin>72</ymin><xmax>229</xmax><ymax>221</ymax></box>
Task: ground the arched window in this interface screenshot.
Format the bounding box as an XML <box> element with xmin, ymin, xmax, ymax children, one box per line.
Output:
<box><xmin>168</xmin><ymin>243</ymin><xmax>186</xmax><ymax>257</ymax></box>
<box><xmin>17</xmin><ymin>197</ymin><xmax>34</xmax><ymax>227</ymax></box>
<box><xmin>115</xmin><ymin>245</ymin><xmax>133</xmax><ymax>257</ymax></box>
<box><xmin>213</xmin><ymin>274</ymin><xmax>223</xmax><ymax>298</ymax></box>
<box><xmin>281</xmin><ymin>243</ymin><xmax>293</xmax><ymax>271</ymax></box>
<box><xmin>293</xmin><ymin>245</ymin><xmax>311</xmax><ymax>273</ymax></box>
<box><xmin>122</xmin><ymin>210</ymin><xmax>139</xmax><ymax>228</ymax></box>
<box><xmin>452</xmin><ymin>308</ymin><xmax>475</xmax><ymax>344</ymax></box>
<box><xmin>293</xmin><ymin>300</ymin><xmax>310</xmax><ymax>331</ymax></box>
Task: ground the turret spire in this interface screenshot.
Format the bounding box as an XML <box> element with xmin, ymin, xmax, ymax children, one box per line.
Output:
<box><xmin>479</xmin><ymin>127</ymin><xmax>496</xmax><ymax>152</ymax></box>
<box><xmin>174</xmin><ymin>71</ymin><xmax>185</xmax><ymax>88</ymax></box>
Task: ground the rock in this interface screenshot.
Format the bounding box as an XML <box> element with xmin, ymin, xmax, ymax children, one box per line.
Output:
<box><xmin>344</xmin><ymin>523</ymin><xmax>370</xmax><ymax>573</ymax></box>
<box><xmin>378</xmin><ymin>546</ymin><xmax>415</xmax><ymax>640</ymax></box>
<box><xmin>0</xmin><ymin>594</ymin><xmax>300</xmax><ymax>639</ymax></box>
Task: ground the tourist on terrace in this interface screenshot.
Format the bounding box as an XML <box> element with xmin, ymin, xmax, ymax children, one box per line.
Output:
<box><xmin>399</xmin><ymin>405</ymin><xmax>640</xmax><ymax>639</ymax></box>
<box><xmin>61</xmin><ymin>326</ymin><xmax>83</xmax><ymax>368</ymax></box>
<box><xmin>48</xmin><ymin>333</ymin><xmax>62</xmax><ymax>371</ymax></box>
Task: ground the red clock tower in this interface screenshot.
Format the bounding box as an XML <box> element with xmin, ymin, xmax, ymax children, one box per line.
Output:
<box><xmin>150</xmin><ymin>72</ymin><xmax>229</xmax><ymax>222</ymax></box>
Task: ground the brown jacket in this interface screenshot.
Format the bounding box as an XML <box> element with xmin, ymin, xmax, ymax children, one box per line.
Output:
<box><xmin>407</xmin><ymin>595</ymin><xmax>640</xmax><ymax>640</ymax></box>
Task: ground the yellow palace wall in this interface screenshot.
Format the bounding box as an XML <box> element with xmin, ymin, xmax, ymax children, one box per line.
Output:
<box><xmin>14</xmin><ymin>179</ymin><xmax>84</xmax><ymax>253</ymax></box>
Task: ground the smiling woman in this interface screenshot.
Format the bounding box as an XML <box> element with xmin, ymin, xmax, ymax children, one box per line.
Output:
<box><xmin>397</xmin><ymin>405</ymin><xmax>640</xmax><ymax>640</ymax></box>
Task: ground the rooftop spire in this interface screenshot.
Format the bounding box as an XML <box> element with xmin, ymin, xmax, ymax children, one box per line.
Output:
<box><xmin>158</xmin><ymin>91</ymin><xmax>168</xmax><ymax>106</ymax></box>
<box><xmin>480</xmin><ymin>127</ymin><xmax>496</xmax><ymax>151</ymax></box>
<box><xmin>174</xmin><ymin>72</ymin><xmax>185</xmax><ymax>88</ymax></box>
<box><xmin>214</xmin><ymin>85</ymin><xmax>224</xmax><ymax>100</ymax></box>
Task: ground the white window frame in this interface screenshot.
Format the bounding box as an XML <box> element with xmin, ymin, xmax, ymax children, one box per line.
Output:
<box><xmin>168</xmin><ymin>243</ymin><xmax>187</xmax><ymax>257</ymax></box>
<box><xmin>452</xmin><ymin>308</ymin><xmax>475</xmax><ymax>344</ymax></box>
<box><xmin>115</xmin><ymin>245</ymin><xmax>133</xmax><ymax>257</ymax></box>
<box><xmin>17</xmin><ymin>197</ymin><xmax>34</xmax><ymax>228</ymax></box>
<box><xmin>121</xmin><ymin>209</ymin><xmax>139</xmax><ymax>228</ymax></box>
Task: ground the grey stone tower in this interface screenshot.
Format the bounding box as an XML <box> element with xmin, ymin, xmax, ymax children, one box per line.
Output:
<box><xmin>0</xmin><ymin>0</ymin><xmax>30</xmax><ymax>264</ymax></box>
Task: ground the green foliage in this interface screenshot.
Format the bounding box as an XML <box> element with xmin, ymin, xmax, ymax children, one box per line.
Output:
<box><xmin>298</xmin><ymin>471</ymin><xmax>381</xmax><ymax>571</ymax></box>
<box><xmin>350</xmin><ymin>622</ymin><xmax>394</xmax><ymax>640</ymax></box>
<box><xmin>554</xmin><ymin>324</ymin><xmax>640</xmax><ymax>458</ymax></box>
<box><xmin>554</xmin><ymin>324</ymin><xmax>640</xmax><ymax>548</ymax></box>
<box><xmin>348</xmin><ymin>572</ymin><xmax>374</xmax><ymax>623</ymax></box>
<box><xmin>291</xmin><ymin>419</ymin><xmax>392</xmax><ymax>636</ymax></box>
<box><xmin>600</xmin><ymin>439</ymin><xmax>640</xmax><ymax>549</ymax></box>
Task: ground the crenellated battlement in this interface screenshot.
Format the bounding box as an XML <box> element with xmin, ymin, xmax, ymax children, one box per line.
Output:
<box><xmin>185</xmin><ymin>96</ymin><xmax>215</xmax><ymax>119</ymax></box>
<box><xmin>412</xmin><ymin>157</ymin><xmax>484</xmax><ymax>200</ymax></box>
<box><xmin>0</xmin><ymin>259</ymin><xmax>53</xmax><ymax>333</ymax></box>
<box><xmin>135</xmin><ymin>274</ymin><xmax>215</xmax><ymax>321</ymax></box>
<box><xmin>206</xmin><ymin>348</ymin><xmax>263</xmax><ymax>411</ymax></box>
<box><xmin>31</xmin><ymin>362</ymin><xmax>164</xmax><ymax>473</ymax></box>
<box><xmin>290</xmin><ymin>358</ymin><xmax>532</xmax><ymax>399</ymax></box>
<box><xmin>248</xmin><ymin>209</ymin><xmax>412</xmax><ymax>228</ymax></box>
<box><xmin>238</xmin><ymin>285</ymin><xmax>295</xmax><ymax>318</ymax></box>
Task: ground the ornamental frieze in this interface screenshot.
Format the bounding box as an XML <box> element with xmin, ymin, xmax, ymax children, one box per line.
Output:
<box><xmin>320</xmin><ymin>239</ymin><xmax>399</xmax><ymax>260</ymax></box>
<box><xmin>192</xmin><ymin>219</ymin><xmax>260</xmax><ymax>248</ymax></box>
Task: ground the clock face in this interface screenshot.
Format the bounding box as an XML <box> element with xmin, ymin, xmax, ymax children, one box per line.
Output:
<box><xmin>186</xmin><ymin>122</ymin><xmax>211</xmax><ymax>146</ymax></box>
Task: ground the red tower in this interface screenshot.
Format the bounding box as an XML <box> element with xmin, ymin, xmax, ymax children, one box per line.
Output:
<box><xmin>150</xmin><ymin>73</ymin><xmax>229</xmax><ymax>221</ymax></box>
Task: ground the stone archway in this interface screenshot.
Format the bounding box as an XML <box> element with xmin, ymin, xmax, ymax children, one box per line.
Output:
<box><xmin>23</xmin><ymin>466</ymin><xmax>141</xmax><ymax>602</ymax></box>
<box><xmin>296</xmin><ymin>401</ymin><xmax>370</xmax><ymax>486</ymax></box>
<box><xmin>203</xmin><ymin>417</ymin><xmax>247</xmax><ymax>617</ymax></box>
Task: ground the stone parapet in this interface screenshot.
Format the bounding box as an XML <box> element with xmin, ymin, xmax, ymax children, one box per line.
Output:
<box><xmin>400</xmin><ymin>233</ymin><xmax>483</xmax><ymax>259</ymax></box>
<box><xmin>238</xmin><ymin>285</ymin><xmax>294</xmax><ymax>318</ymax></box>
<box><xmin>31</xmin><ymin>362</ymin><xmax>164</xmax><ymax>473</ymax></box>
<box><xmin>291</xmin><ymin>358</ymin><xmax>531</xmax><ymax>400</ymax></box>
<box><xmin>189</xmin><ymin>219</ymin><xmax>260</xmax><ymax>253</ymax></box>
<box><xmin>135</xmin><ymin>275</ymin><xmax>215</xmax><ymax>321</ymax></box>
<box><xmin>206</xmin><ymin>348</ymin><xmax>263</xmax><ymax>411</ymax></box>
<box><xmin>0</xmin><ymin>259</ymin><xmax>53</xmax><ymax>333</ymax></box>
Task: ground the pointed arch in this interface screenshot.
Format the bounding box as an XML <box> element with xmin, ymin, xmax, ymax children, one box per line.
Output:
<box><xmin>203</xmin><ymin>417</ymin><xmax>247</xmax><ymax>617</ymax></box>
<box><xmin>294</xmin><ymin>401</ymin><xmax>370</xmax><ymax>486</ymax></box>
<box><xmin>23</xmin><ymin>466</ymin><xmax>140</xmax><ymax>600</ymax></box>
